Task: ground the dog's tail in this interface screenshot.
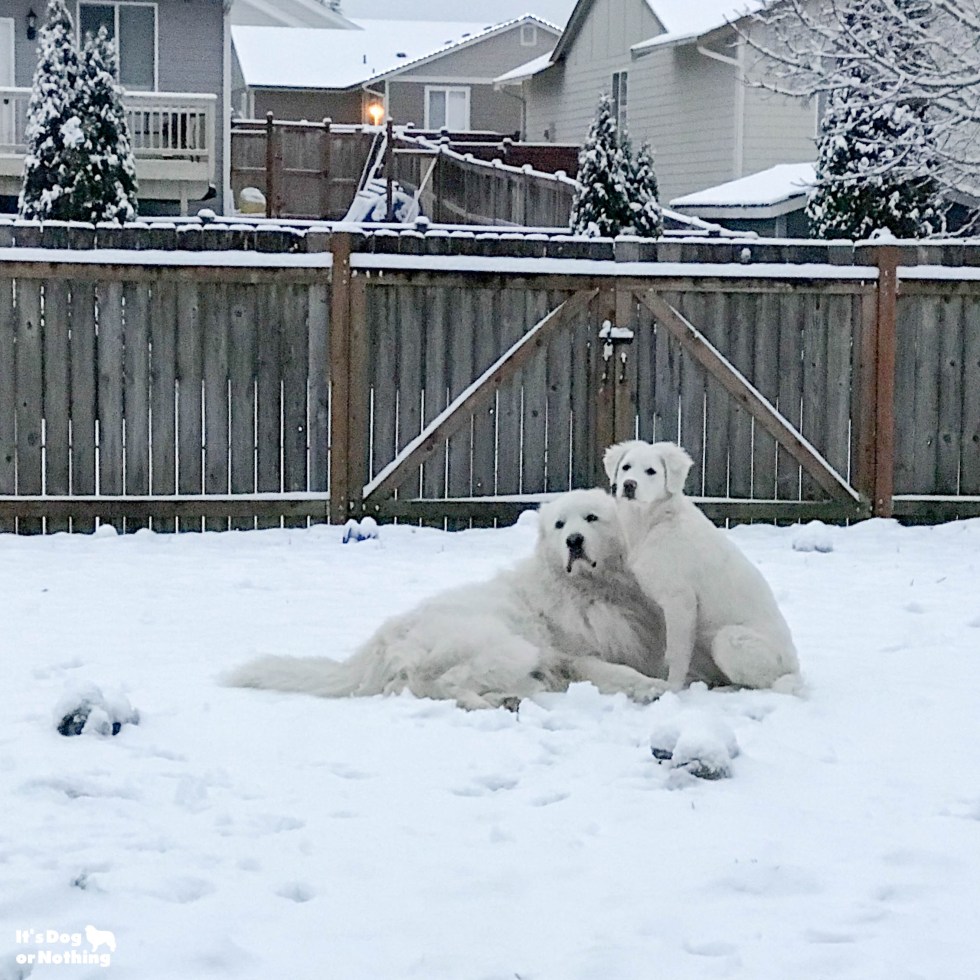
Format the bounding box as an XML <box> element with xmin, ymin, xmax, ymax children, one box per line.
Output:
<box><xmin>223</xmin><ymin>653</ymin><xmax>371</xmax><ymax>699</ymax></box>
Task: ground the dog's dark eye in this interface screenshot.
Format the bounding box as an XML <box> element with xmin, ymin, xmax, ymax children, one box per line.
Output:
<box><xmin>585</xmin><ymin>513</ymin><xmax>599</xmax><ymax>523</ymax></box>
<box><xmin>621</xmin><ymin>463</ymin><xmax>632</xmax><ymax>472</ymax></box>
<box><xmin>646</xmin><ymin>467</ymin><xmax>657</xmax><ymax>476</ymax></box>
<box><xmin>555</xmin><ymin>520</ymin><xmax>565</xmax><ymax>530</ymax></box>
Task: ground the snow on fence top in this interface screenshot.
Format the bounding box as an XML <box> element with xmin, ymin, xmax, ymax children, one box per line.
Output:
<box><xmin>0</xmin><ymin>216</ymin><xmax>978</xmax><ymax>271</ymax></box>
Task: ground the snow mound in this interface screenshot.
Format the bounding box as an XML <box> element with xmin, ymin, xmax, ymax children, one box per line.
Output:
<box><xmin>792</xmin><ymin>520</ymin><xmax>835</xmax><ymax>553</ymax></box>
<box><xmin>54</xmin><ymin>683</ymin><xmax>139</xmax><ymax>737</ymax></box>
<box><xmin>649</xmin><ymin>694</ymin><xmax>739</xmax><ymax>780</ymax></box>
<box><xmin>342</xmin><ymin>517</ymin><xmax>380</xmax><ymax>544</ymax></box>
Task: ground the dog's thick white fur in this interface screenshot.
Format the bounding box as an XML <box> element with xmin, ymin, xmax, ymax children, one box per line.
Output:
<box><xmin>604</xmin><ymin>440</ymin><xmax>802</xmax><ymax>694</ymax></box>
<box><xmin>226</xmin><ymin>489</ymin><xmax>668</xmax><ymax>710</ymax></box>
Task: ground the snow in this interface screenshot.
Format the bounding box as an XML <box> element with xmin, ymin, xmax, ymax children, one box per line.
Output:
<box><xmin>635</xmin><ymin>0</ymin><xmax>765</xmax><ymax>51</ymax></box>
<box><xmin>232</xmin><ymin>19</ymin><xmax>502</xmax><ymax>90</ymax></box>
<box><xmin>670</xmin><ymin>164</ymin><xmax>816</xmax><ymax>209</ymax></box>
<box><xmin>0</xmin><ymin>247</ymin><xmax>332</xmax><ymax>268</ymax></box>
<box><xmin>3</xmin><ymin>514</ymin><xmax>980</xmax><ymax>977</ymax></box>
<box><xmin>494</xmin><ymin>49</ymin><xmax>556</xmax><ymax>86</ymax></box>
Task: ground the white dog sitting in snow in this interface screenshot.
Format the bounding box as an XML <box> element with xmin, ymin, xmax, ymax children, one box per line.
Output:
<box><xmin>227</xmin><ymin>489</ymin><xmax>669</xmax><ymax>710</ymax></box>
<box><xmin>604</xmin><ymin>440</ymin><xmax>801</xmax><ymax>693</ymax></box>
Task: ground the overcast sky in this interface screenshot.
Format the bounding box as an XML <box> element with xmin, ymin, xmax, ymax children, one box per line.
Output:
<box><xmin>340</xmin><ymin>0</ymin><xmax>577</xmax><ymax>28</ymax></box>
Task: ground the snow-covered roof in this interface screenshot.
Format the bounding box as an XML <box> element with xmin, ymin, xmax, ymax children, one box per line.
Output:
<box><xmin>634</xmin><ymin>0</ymin><xmax>765</xmax><ymax>52</ymax></box>
<box><xmin>233</xmin><ymin>19</ymin><xmax>497</xmax><ymax>90</ymax></box>
<box><xmin>494</xmin><ymin>49</ymin><xmax>556</xmax><ymax>86</ymax></box>
<box><xmin>230</xmin><ymin>0</ymin><xmax>358</xmax><ymax>30</ymax></box>
<box><xmin>670</xmin><ymin>163</ymin><xmax>815</xmax><ymax>217</ymax></box>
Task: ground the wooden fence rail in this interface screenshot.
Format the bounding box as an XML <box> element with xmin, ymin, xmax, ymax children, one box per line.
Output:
<box><xmin>1</xmin><ymin>230</ymin><xmax>979</xmax><ymax>532</ymax></box>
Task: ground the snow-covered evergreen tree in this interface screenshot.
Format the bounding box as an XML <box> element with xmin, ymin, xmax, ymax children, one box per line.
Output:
<box><xmin>626</xmin><ymin>139</ymin><xmax>663</xmax><ymax>238</ymax></box>
<box><xmin>18</xmin><ymin>0</ymin><xmax>83</xmax><ymax>220</ymax></box>
<box><xmin>805</xmin><ymin>0</ymin><xmax>944</xmax><ymax>238</ymax></box>
<box><xmin>570</xmin><ymin>93</ymin><xmax>633</xmax><ymax>237</ymax></box>
<box><xmin>68</xmin><ymin>26</ymin><xmax>138</xmax><ymax>223</ymax></box>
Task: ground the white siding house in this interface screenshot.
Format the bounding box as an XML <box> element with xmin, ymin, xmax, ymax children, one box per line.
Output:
<box><xmin>498</xmin><ymin>0</ymin><xmax>818</xmax><ymax>202</ymax></box>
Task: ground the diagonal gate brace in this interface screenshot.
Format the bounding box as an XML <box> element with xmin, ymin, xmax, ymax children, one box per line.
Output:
<box><xmin>636</xmin><ymin>289</ymin><xmax>863</xmax><ymax>508</ymax></box>
<box><xmin>363</xmin><ymin>288</ymin><xmax>599</xmax><ymax>505</ymax></box>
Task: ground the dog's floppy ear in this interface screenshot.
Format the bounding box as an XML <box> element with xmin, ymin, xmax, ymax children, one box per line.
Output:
<box><xmin>658</xmin><ymin>442</ymin><xmax>693</xmax><ymax>495</ymax></box>
<box><xmin>602</xmin><ymin>441</ymin><xmax>643</xmax><ymax>486</ymax></box>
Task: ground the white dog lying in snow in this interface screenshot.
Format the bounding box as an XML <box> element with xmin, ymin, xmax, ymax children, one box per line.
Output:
<box><xmin>227</xmin><ymin>489</ymin><xmax>669</xmax><ymax>710</ymax></box>
<box><xmin>604</xmin><ymin>440</ymin><xmax>802</xmax><ymax>694</ymax></box>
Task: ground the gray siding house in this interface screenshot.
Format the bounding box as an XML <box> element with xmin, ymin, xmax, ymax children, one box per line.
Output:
<box><xmin>232</xmin><ymin>15</ymin><xmax>560</xmax><ymax>133</ymax></box>
<box><xmin>0</xmin><ymin>0</ymin><xmax>229</xmax><ymax>214</ymax></box>
<box><xmin>497</xmin><ymin>0</ymin><xmax>817</xmax><ymax>203</ymax></box>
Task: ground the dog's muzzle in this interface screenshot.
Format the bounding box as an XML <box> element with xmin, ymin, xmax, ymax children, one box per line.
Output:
<box><xmin>622</xmin><ymin>479</ymin><xmax>637</xmax><ymax>500</ymax></box>
<box><xmin>565</xmin><ymin>532</ymin><xmax>595</xmax><ymax>573</ymax></box>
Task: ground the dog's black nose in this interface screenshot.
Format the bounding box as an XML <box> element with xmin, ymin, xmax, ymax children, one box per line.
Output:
<box><xmin>622</xmin><ymin>479</ymin><xmax>637</xmax><ymax>500</ymax></box>
<box><xmin>566</xmin><ymin>532</ymin><xmax>585</xmax><ymax>552</ymax></box>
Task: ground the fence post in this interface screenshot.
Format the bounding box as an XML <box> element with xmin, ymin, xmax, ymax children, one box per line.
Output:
<box><xmin>320</xmin><ymin>117</ymin><xmax>332</xmax><ymax>219</ymax></box>
<box><xmin>329</xmin><ymin>232</ymin><xmax>353</xmax><ymax>523</ymax></box>
<box><xmin>264</xmin><ymin>112</ymin><xmax>279</xmax><ymax>219</ymax></box>
<box><xmin>872</xmin><ymin>245</ymin><xmax>900</xmax><ymax>518</ymax></box>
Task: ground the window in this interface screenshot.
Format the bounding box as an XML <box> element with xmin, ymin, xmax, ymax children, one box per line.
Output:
<box><xmin>611</xmin><ymin>70</ymin><xmax>628</xmax><ymax>133</ymax></box>
<box><xmin>425</xmin><ymin>86</ymin><xmax>470</xmax><ymax>131</ymax></box>
<box><xmin>79</xmin><ymin>2</ymin><xmax>157</xmax><ymax>91</ymax></box>
<box><xmin>520</xmin><ymin>23</ymin><xmax>537</xmax><ymax>46</ymax></box>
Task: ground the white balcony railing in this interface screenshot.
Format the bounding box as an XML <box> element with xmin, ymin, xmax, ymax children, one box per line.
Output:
<box><xmin>0</xmin><ymin>88</ymin><xmax>217</xmax><ymax>207</ymax></box>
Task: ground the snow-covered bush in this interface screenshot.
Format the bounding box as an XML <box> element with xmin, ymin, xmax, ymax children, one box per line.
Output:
<box><xmin>626</xmin><ymin>138</ymin><xmax>663</xmax><ymax>238</ymax></box>
<box><xmin>19</xmin><ymin>0</ymin><xmax>137</xmax><ymax>223</ymax></box>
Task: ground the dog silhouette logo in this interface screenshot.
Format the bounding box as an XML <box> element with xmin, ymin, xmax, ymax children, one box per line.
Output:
<box><xmin>85</xmin><ymin>925</ymin><xmax>116</xmax><ymax>954</ymax></box>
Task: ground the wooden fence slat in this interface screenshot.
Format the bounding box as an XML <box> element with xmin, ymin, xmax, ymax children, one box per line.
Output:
<box><xmin>176</xmin><ymin>281</ymin><xmax>203</xmax><ymax>531</ymax></box>
<box><xmin>655</xmin><ymin>291</ymin><xmax>681</xmax><ymax>448</ymax></box>
<box><xmin>43</xmin><ymin>281</ymin><xmax>71</xmax><ymax>533</ymax></box>
<box><xmin>282</xmin><ymin>284</ymin><xmax>310</xmax><ymax>528</ymax></box>
<box><xmin>824</xmin><ymin>293</ymin><xmax>854</xmax><ymax>487</ymax></box>
<box><xmin>123</xmin><ymin>282</ymin><xmax>151</xmax><ymax>532</ymax></box>
<box><xmin>203</xmin><ymin>283</ymin><xmax>230</xmax><ymax>531</ymax></box>
<box><xmin>571</xmin><ymin>292</ymin><xmax>597</xmax><ymax>488</ymax></box>
<box><xmin>371</xmin><ymin>285</ymin><xmax>397</xmax><ymax>481</ymax></box>
<box><xmin>229</xmin><ymin>284</ymin><xmax>259</xmax><ymax>530</ymax></box>
<box><xmin>937</xmin><ymin>294</ymin><xmax>963</xmax><ymax>495</ymax></box>
<box><xmin>69</xmin><ymin>283</ymin><xmax>97</xmax><ymax>533</ymax></box>
<box><xmin>446</xmin><ymin>283</ymin><xmax>474</xmax><ymax>525</ymax></box>
<box><xmin>495</xmin><ymin>282</ymin><xmax>525</xmax><ymax>496</ymax></box>
<box><xmin>421</xmin><ymin>284</ymin><xmax>449</xmax><ymax>504</ymax></box>
<box><xmin>961</xmin><ymin>296</ymin><xmax>980</xmax><ymax>495</ymax></box>
<box><xmin>701</xmin><ymin>291</ymin><xmax>730</xmax><ymax>497</ymax></box>
<box><xmin>751</xmin><ymin>291</ymin><xmax>781</xmax><ymax>500</ymax></box>
<box><xmin>149</xmin><ymin>280</ymin><xmax>177</xmax><ymax>532</ymax></box>
<box><xmin>912</xmin><ymin>295</ymin><xmax>941</xmax><ymax>495</ymax></box>
<box><xmin>307</xmin><ymin>282</ymin><xmax>330</xmax><ymax>507</ymax></box>
<box><xmin>677</xmin><ymin>291</ymin><xmax>707</xmax><ymax>496</ymax></box>
<box><xmin>776</xmin><ymin>292</ymin><xmax>803</xmax><ymax>500</ymax></box>
<box><xmin>521</xmin><ymin>289</ymin><xmax>549</xmax><ymax>496</ymax></box>
<box><xmin>255</xmin><ymin>283</ymin><xmax>282</xmax><ymax>528</ymax></box>
<box><xmin>726</xmin><ymin>293</ymin><xmax>754</xmax><ymax>499</ymax></box>
<box><xmin>546</xmin><ymin>289</ymin><xmax>573</xmax><ymax>492</ymax></box>
<box><xmin>0</xmin><ymin>279</ymin><xmax>15</xmax><ymax>533</ymax></box>
<box><xmin>800</xmin><ymin>291</ymin><xmax>828</xmax><ymax>501</ymax></box>
<box><xmin>15</xmin><ymin>279</ymin><xmax>43</xmax><ymax>534</ymax></box>
<box><xmin>396</xmin><ymin>284</ymin><xmax>425</xmax><ymax>495</ymax></box>
<box><xmin>471</xmin><ymin>288</ymin><xmax>497</xmax><ymax>505</ymax></box>
<box><xmin>634</xmin><ymin>300</ymin><xmax>656</xmax><ymax>443</ymax></box>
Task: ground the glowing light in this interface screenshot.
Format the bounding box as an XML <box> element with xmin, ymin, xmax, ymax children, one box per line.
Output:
<box><xmin>367</xmin><ymin>103</ymin><xmax>385</xmax><ymax>126</ymax></box>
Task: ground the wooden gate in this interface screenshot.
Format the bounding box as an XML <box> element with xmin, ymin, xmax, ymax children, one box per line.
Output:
<box><xmin>330</xmin><ymin>248</ymin><xmax>877</xmax><ymax>526</ymax></box>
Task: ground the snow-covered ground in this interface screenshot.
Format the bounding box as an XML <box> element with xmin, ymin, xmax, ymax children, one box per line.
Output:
<box><xmin>2</xmin><ymin>513</ymin><xmax>979</xmax><ymax>979</ymax></box>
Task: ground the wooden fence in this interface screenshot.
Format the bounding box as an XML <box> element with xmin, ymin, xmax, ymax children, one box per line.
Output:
<box><xmin>0</xmin><ymin>226</ymin><xmax>979</xmax><ymax>533</ymax></box>
<box><xmin>230</xmin><ymin>117</ymin><xmax>376</xmax><ymax>220</ymax></box>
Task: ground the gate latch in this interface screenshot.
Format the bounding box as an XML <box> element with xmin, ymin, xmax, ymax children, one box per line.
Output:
<box><xmin>599</xmin><ymin>319</ymin><xmax>634</xmax><ymax>382</ymax></box>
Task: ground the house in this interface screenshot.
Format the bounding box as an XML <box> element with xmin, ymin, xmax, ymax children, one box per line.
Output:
<box><xmin>231</xmin><ymin>15</ymin><xmax>561</xmax><ymax>133</ymax></box>
<box><xmin>494</xmin><ymin>0</ymin><xmax>817</xmax><ymax>203</ymax></box>
<box><xmin>670</xmin><ymin>162</ymin><xmax>815</xmax><ymax>237</ymax></box>
<box><xmin>0</xmin><ymin>0</ymin><xmax>228</xmax><ymax>215</ymax></box>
